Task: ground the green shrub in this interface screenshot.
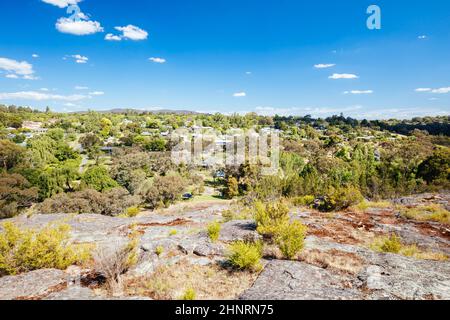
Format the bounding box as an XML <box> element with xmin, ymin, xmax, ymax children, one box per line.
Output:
<box><xmin>292</xmin><ymin>195</ymin><xmax>315</xmax><ymax>207</ymax></box>
<box><xmin>275</xmin><ymin>221</ymin><xmax>307</xmax><ymax>259</ymax></box>
<box><xmin>225</xmin><ymin>177</ymin><xmax>239</xmax><ymax>199</ymax></box>
<box><xmin>125</xmin><ymin>206</ymin><xmax>140</xmax><ymax>218</ymax></box>
<box><xmin>227</xmin><ymin>241</ymin><xmax>263</xmax><ymax>272</ymax></box>
<box><xmin>0</xmin><ymin>222</ymin><xmax>91</xmax><ymax>276</ymax></box>
<box><xmin>81</xmin><ymin>166</ymin><xmax>119</xmax><ymax>192</ymax></box>
<box><xmin>254</xmin><ymin>201</ymin><xmax>290</xmax><ymax>237</ymax></box>
<box><xmin>169</xmin><ymin>229</ymin><xmax>178</xmax><ymax>236</ymax></box>
<box><xmin>315</xmin><ymin>186</ymin><xmax>364</xmax><ymax>212</ymax></box>
<box><xmin>155</xmin><ymin>246</ymin><xmax>164</xmax><ymax>256</ymax></box>
<box><xmin>207</xmin><ymin>221</ymin><xmax>221</xmax><ymax>242</ymax></box>
<box><xmin>179</xmin><ymin>288</ymin><xmax>196</xmax><ymax>300</ymax></box>
<box><xmin>371</xmin><ymin>234</ymin><xmax>402</xmax><ymax>254</ymax></box>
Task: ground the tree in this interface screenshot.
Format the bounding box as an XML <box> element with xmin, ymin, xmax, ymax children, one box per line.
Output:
<box><xmin>417</xmin><ymin>148</ymin><xmax>450</xmax><ymax>184</ymax></box>
<box><xmin>0</xmin><ymin>173</ymin><xmax>38</xmax><ymax>218</ymax></box>
<box><xmin>80</xmin><ymin>133</ymin><xmax>102</xmax><ymax>161</ymax></box>
<box><xmin>144</xmin><ymin>174</ymin><xmax>186</xmax><ymax>209</ymax></box>
<box><xmin>145</xmin><ymin>138</ymin><xmax>167</xmax><ymax>152</ymax></box>
<box><xmin>225</xmin><ymin>177</ymin><xmax>239</xmax><ymax>199</ymax></box>
<box><xmin>81</xmin><ymin>166</ymin><xmax>119</xmax><ymax>192</ymax></box>
<box><xmin>0</xmin><ymin>140</ymin><xmax>25</xmax><ymax>171</ymax></box>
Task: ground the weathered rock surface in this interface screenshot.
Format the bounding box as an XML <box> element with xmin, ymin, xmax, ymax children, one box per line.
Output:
<box><xmin>219</xmin><ymin>220</ymin><xmax>261</xmax><ymax>243</ymax></box>
<box><xmin>356</xmin><ymin>253</ymin><xmax>450</xmax><ymax>300</ymax></box>
<box><xmin>240</xmin><ymin>260</ymin><xmax>362</xmax><ymax>300</ymax></box>
<box><xmin>0</xmin><ymin>269</ymin><xmax>67</xmax><ymax>300</ymax></box>
<box><xmin>242</xmin><ymin>236</ymin><xmax>450</xmax><ymax>300</ymax></box>
<box><xmin>44</xmin><ymin>286</ymin><xmax>99</xmax><ymax>300</ymax></box>
<box><xmin>1</xmin><ymin>196</ymin><xmax>449</xmax><ymax>300</ymax></box>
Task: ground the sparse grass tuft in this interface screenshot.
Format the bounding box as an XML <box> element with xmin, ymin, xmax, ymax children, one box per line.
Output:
<box><xmin>222</xmin><ymin>208</ymin><xmax>252</xmax><ymax>222</ymax></box>
<box><xmin>400</xmin><ymin>204</ymin><xmax>449</xmax><ymax>225</ymax></box>
<box><xmin>227</xmin><ymin>241</ymin><xmax>263</xmax><ymax>272</ymax></box>
<box><xmin>155</xmin><ymin>246</ymin><xmax>164</xmax><ymax>257</ymax></box>
<box><xmin>179</xmin><ymin>288</ymin><xmax>196</xmax><ymax>300</ymax></box>
<box><xmin>93</xmin><ymin>238</ymin><xmax>139</xmax><ymax>295</ymax></box>
<box><xmin>169</xmin><ymin>229</ymin><xmax>178</xmax><ymax>236</ymax></box>
<box><xmin>207</xmin><ymin>221</ymin><xmax>221</xmax><ymax>242</ymax></box>
<box><xmin>125</xmin><ymin>206</ymin><xmax>140</xmax><ymax>218</ymax></box>
<box><xmin>370</xmin><ymin>233</ymin><xmax>448</xmax><ymax>261</ymax></box>
<box><xmin>351</xmin><ymin>200</ymin><xmax>391</xmax><ymax>212</ymax></box>
<box><xmin>371</xmin><ymin>233</ymin><xmax>402</xmax><ymax>253</ymax></box>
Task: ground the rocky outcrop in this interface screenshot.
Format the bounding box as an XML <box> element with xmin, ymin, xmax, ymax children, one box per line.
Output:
<box><xmin>0</xmin><ymin>269</ymin><xmax>67</xmax><ymax>300</ymax></box>
<box><xmin>219</xmin><ymin>220</ymin><xmax>261</xmax><ymax>243</ymax></box>
<box><xmin>240</xmin><ymin>260</ymin><xmax>362</xmax><ymax>300</ymax></box>
<box><xmin>241</xmin><ymin>237</ymin><xmax>450</xmax><ymax>300</ymax></box>
<box><xmin>356</xmin><ymin>252</ymin><xmax>450</xmax><ymax>300</ymax></box>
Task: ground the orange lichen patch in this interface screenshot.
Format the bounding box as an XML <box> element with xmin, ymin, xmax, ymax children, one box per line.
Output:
<box><xmin>14</xmin><ymin>282</ymin><xmax>68</xmax><ymax>301</ymax></box>
<box><xmin>408</xmin><ymin>220</ymin><xmax>450</xmax><ymax>241</ymax></box>
<box><xmin>124</xmin><ymin>259</ymin><xmax>258</xmax><ymax>300</ymax></box>
<box><xmin>307</xmin><ymin>218</ymin><xmax>375</xmax><ymax>246</ymax></box>
<box><xmin>299</xmin><ymin>249</ymin><xmax>365</xmax><ymax>275</ymax></box>
<box><xmin>136</xmin><ymin>218</ymin><xmax>192</xmax><ymax>228</ymax></box>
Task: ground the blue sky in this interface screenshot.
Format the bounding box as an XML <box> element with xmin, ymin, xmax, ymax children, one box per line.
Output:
<box><xmin>0</xmin><ymin>0</ymin><xmax>449</xmax><ymax>119</ymax></box>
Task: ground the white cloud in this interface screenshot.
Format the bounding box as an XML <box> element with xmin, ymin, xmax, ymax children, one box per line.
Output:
<box><xmin>233</xmin><ymin>92</ymin><xmax>247</xmax><ymax>97</ymax></box>
<box><xmin>32</xmin><ymin>54</ymin><xmax>39</xmax><ymax>58</ymax></box>
<box><xmin>418</xmin><ymin>35</ymin><xmax>427</xmax><ymax>39</ymax></box>
<box><xmin>415</xmin><ymin>88</ymin><xmax>431</xmax><ymax>92</ymax></box>
<box><xmin>41</xmin><ymin>0</ymin><xmax>81</xmax><ymax>8</ymax></box>
<box><xmin>246</xmin><ymin>71</ymin><xmax>252</xmax><ymax>75</ymax></box>
<box><xmin>56</xmin><ymin>17</ymin><xmax>103</xmax><ymax>36</ymax></box>
<box><xmin>0</xmin><ymin>57</ymin><xmax>36</xmax><ymax>80</ymax></box>
<box><xmin>431</xmin><ymin>87</ymin><xmax>450</xmax><ymax>94</ymax></box>
<box><xmin>0</xmin><ymin>57</ymin><xmax>34</xmax><ymax>75</ymax></box>
<box><xmin>415</xmin><ymin>87</ymin><xmax>450</xmax><ymax>94</ymax></box>
<box><xmin>114</xmin><ymin>25</ymin><xmax>148</xmax><ymax>41</ymax></box>
<box><xmin>344</xmin><ymin>90</ymin><xmax>373</xmax><ymax>94</ymax></box>
<box><xmin>0</xmin><ymin>91</ymin><xmax>88</xmax><ymax>102</ymax></box>
<box><xmin>40</xmin><ymin>88</ymin><xmax>50</xmax><ymax>91</ymax></box>
<box><xmin>67</xmin><ymin>54</ymin><xmax>88</xmax><ymax>64</ymax></box>
<box><xmin>329</xmin><ymin>73</ymin><xmax>359</xmax><ymax>79</ymax></box>
<box><xmin>89</xmin><ymin>91</ymin><xmax>104</xmax><ymax>96</ymax></box>
<box><xmin>149</xmin><ymin>57</ymin><xmax>166</xmax><ymax>64</ymax></box>
<box><xmin>23</xmin><ymin>75</ymin><xmax>39</xmax><ymax>80</ymax></box>
<box><xmin>314</xmin><ymin>64</ymin><xmax>336</xmax><ymax>69</ymax></box>
<box><xmin>105</xmin><ymin>33</ymin><xmax>122</xmax><ymax>41</ymax></box>
<box><xmin>75</xmin><ymin>85</ymin><xmax>89</xmax><ymax>90</ymax></box>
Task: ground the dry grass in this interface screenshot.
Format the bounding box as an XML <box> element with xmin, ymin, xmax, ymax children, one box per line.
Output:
<box><xmin>299</xmin><ymin>249</ymin><xmax>365</xmax><ymax>275</ymax></box>
<box><xmin>400</xmin><ymin>204</ymin><xmax>450</xmax><ymax>225</ymax></box>
<box><xmin>350</xmin><ymin>200</ymin><xmax>391</xmax><ymax>212</ymax></box>
<box><xmin>125</xmin><ymin>259</ymin><xmax>258</xmax><ymax>300</ymax></box>
<box><xmin>370</xmin><ymin>234</ymin><xmax>448</xmax><ymax>261</ymax></box>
